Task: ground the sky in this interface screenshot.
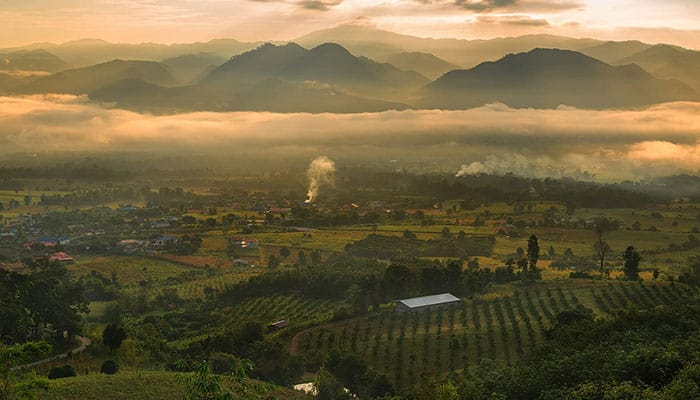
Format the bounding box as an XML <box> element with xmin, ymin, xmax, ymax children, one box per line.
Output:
<box><xmin>0</xmin><ymin>0</ymin><xmax>699</xmax><ymax>48</ymax></box>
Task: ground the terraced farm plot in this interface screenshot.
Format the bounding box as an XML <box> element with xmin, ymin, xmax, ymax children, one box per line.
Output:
<box><xmin>122</xmin><ymin>267</ymin><xmax>262</xmax><ymax>301</ymax></box>
<box><xmin>69</xmin><ymin>256</ymin><xmax>194</xmax><ymax>284</ymax></box>
<box><xmin>293</xmin><ymin>282</ymin><xmax>698</xmax><ymax>388</ymax></box>
<box><xmin>220</xmin><ymin>294</ymin><xmax>345</xmax><ymax>328</ymax></box>
<box><xmin>172</xmin><ymin>294</ymin><xmax>345</xmax><ymax>349</ymax></box>
<box><xmin>162</xmin><ymin>269</ymin><xmax>262</xmax><ymax>299</ymax></box>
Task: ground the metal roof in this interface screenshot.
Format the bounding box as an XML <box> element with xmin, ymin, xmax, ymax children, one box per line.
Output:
<box><xmin>396</xmin><ymin>293</ymin><xmax>460</xmax><ymax>309</ymax></box>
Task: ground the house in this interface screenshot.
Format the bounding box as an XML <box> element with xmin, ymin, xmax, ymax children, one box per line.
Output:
<box><xmin>149</xmin><ymin>236</ymin><xmax>177</xmax><ymax>250</ymax></box>
<box><xmin>35</xmin><ymin>237</ymin><xmax>60</xmax><ymax>247</ymax></box>
<box><xmin>117</xmin><ymin>239</ymin><xmax>147</xmax><ymax>254</ymax></box>
<box><xmin>395</xmin><ymin>293</ymin><xmax>461</xmax><ymax>313</ymax></box>
<box><xmin>0</xmin><ymin>262</ymin><xmax>24</xmax><ymax>272</ymax></box>
<box><xmin>266</xmin><ymin>319</ymin><xmax>289</xmax><ymax>331</ymax></box>
<box><xmin>150</xmin><ymin>220</ymin><xmax>171</xmax><ymax>229</ymax></box>
<box><xmin>230</xmin><ymin>238</ymin><xmax>259</xmax><ymax>249</ymax></box>
<box><xmin>0</xmin><ymin>231</ymin><xmax>17</xmax><ymax>242</ymax></box>
<box><xmin>232</xmin><ymin>258</ymin><xmax>250</xmax><ymax>267</ymax></box>
<box><xmin>49</xmin><ymin>252</ymin><xmax>74</xmax><ymax>264</ymax></box>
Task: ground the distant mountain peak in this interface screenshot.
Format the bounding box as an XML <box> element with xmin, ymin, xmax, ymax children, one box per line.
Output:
<box><xmin>422</xmin><ymin>47</ymin><xmax>697</xmax><ymax>109</ymax></box>
<box><xmin>309</xmin><ymin>42</ymin><xmax>354</xmax><ymax>56</ymax></box>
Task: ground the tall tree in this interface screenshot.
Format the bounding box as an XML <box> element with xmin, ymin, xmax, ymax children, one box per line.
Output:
<box><xmin>594</xmin><ymin>239</ymin><xmax>612</xmax><ymax>278</ymax></box>
<box><xmin>593</xmin><ymin>222</ymin><xmax>613</xmax><ymax>278</ymax></box>
<box><xmin>102</xmin><ymin>324</ymin><xmax>127</xmax><ymax>353</ymax></box>
<box><xmin>623</xmin><ymin>246</ymin><xmax>641</xmax><ymax>281</ymax></box>
<box><xmin>527</xmin><ymin>235</ymin><xmax>540</xmax><ymax>272</ymax></box>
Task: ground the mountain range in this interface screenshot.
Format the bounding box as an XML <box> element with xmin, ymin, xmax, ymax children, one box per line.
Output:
<box><xmin>420</xmin><ymin>48</ymin><xmax>696</xmax><ymax>109</ymax></box>
<box><xmin>1</xmin><ymin>25</ymin><xmax>699</xmax><ymax>113</ymax></box>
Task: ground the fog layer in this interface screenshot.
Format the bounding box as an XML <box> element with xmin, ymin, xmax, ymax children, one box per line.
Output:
<box><xmin>2</xmin><ymin>95</ymin><xmax>700</xmax><ymax>180</ymax></box>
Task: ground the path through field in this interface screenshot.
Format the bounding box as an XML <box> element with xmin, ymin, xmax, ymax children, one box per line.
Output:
<box><xmin>12</xmin><ymin>336</ymin><xmax>92</xmax><ymax>371</ymax></box>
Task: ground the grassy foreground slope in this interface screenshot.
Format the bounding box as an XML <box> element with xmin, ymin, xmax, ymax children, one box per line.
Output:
<box><xmin>40</xmin><ymin>371</ymin><xmax>311</xmax><ymax>400</ymax></box>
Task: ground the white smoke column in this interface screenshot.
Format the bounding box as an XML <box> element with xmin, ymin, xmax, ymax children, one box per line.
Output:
<box><xmin>304</xmin><ymin>156</ymin><xmax>336</xmax><ymax>203</ymax></box>
<box><xmin>455</xmin><ymin>154</ymin><xmax>594</xmax><ymax>179</ymax></box>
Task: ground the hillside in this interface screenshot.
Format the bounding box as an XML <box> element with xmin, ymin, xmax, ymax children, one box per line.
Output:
<box><xmin>203</xmin><ymin>42</ymin><xmax>427</xmax><ymax>99</ymax></box>
<box><xmin>379</xmin><ymin>51</ymin><xmax>460</xmax><ymax>79</ymax></box>
<box><xmin>0</xmin><ymin>49</ymin><xmax>70</xmax><ymax>72</ymax></box>
<box><xmin>580</xmin><ymin>40</ymin><xmax>651</xmax><ymax>64</ymax></box>
<box><xmin>37</xmin><ymin>371</ymin><xmax>311</xmax><ymax>400</ymax></box>
<box><xmin>89</xmin><ymin>77</ymin><xmax>409</xmax><ymax>113</ymax></box>
<box><xmin>0</xmin><ymin>72</ymin><xmax>41</xmax><ymax>94</ymax></box>
<box><xmin>18</xmin><ymin>59</ymin><xmax>177</xmax><ymax>95</ymax></box>
<box><xmin>202</xmin><ymin>43</ymin><xmax>308</xmax><ymax>85</ymax></box>
<box><xmin>3</xmin><ymin>38</ymin><xmax>260</xmax><ymax>68</ymax></box>
<box><xmin>162</xmin><ymin>52</ymin><xmax>226</xmax><ymax>84</ymax></box>
<box><xmin>620</xmin><ymin>44</ymin><xmax>700</xmax><ymax>91</ymax></box>
<box><xmin>420</xmin><ymin>48</ymin><xmax>698</xmax><ymax>109</ymax></box>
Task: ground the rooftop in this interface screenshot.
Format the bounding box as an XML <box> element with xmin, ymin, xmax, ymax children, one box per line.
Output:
<box><xmin>396</xmin><ymin>293</ymin><xmax>460</xmax><ymax>309</ymax></box>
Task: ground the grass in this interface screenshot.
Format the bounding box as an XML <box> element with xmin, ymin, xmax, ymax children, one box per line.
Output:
<box><xmin>69</xmin><ymin>256</ymin><xmax>195</xmax><ymax>284</ymax></box>
<box><xmin>34</xmin><ymin>370</ymin><xmax>311</xmax><ymax>400</ymax></box>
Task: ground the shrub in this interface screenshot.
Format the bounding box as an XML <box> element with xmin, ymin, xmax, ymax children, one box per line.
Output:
<box><xmin>48</xmin><ymin>365</ymin><xmax>76</xmax><ymax>379</ymax></box>
<box><xmin>100</xmin><ymin>360</ymin><xmax>119</xmax><ymax>375</ymax></box>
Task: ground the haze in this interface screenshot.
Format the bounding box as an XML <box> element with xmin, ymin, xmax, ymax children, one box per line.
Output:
<box><xmin>1</xmin><ymin>0</ymin><xmax>699</xmax><ymax>49</ymax></box>
<box><xmin>1</xmin><ymin>0</ymin><xmax>700</xmax><ymax>182</ymax></box>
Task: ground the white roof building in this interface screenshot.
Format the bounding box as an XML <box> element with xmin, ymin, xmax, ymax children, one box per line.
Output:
<box><xmin>395</xmin><ymin>293</ymin><xmax>461</xmax><ymax>312</ymax></box>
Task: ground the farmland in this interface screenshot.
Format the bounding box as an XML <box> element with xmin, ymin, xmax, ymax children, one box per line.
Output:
<box><xmin>293</xmin><ymin>281</ymin><xmax>698</xmax><ymax>387</ymax></box>
<box><xmin>3</xmin><ymin>168</ymin><xmax>700</xmax><ymax>400</ymax></box>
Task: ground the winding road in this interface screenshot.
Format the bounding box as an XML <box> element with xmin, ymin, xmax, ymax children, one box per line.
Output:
<box><xmin>12</xmin><ymin>336</ymin><xmax>91</xmax><ymax>371</ymax></box>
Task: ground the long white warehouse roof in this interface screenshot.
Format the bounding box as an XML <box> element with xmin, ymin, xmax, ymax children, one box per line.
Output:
<box><xmin>397</xmin><ymin>293</ymin><xmax>460</xmax><ymax>309</ymax></box>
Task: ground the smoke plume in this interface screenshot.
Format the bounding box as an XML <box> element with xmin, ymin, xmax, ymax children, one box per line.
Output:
<box><xmin>305</xmin><ymin>156</ymin><xmax>336</xmax><ymax>203</ymax></box>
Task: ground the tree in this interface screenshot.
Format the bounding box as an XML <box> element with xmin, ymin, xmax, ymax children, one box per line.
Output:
<box><xmin>48</xmin><ymin>365</ymin><xmax>76</xmax><ymax>380</ymax></box>
<box><xmin>0</xmin><ymin>341</ymin><xmax>51</xmax><ymax>400</ymax></box>
<box><xmin>315</xmin><ymin>368</ymin><xmax>351</xmax><ymax>400</ymax></box>
<box><xmin>440</xmin><ymin>227</ymin><xmax>452</xmax><ymax>240</ymax></box>
<box><xmin>180</xmin><ymin>361</ymin><xmax>233</xmax><ymax>400</ymax></box>
<box><xmin>310</xmin><ymin>250</ymin><xmax>322</xmax><ymax>265</ymax></box>
<box><xmin>297</xmin><ymin>251</ymin><xmax>307</xmax><ymax>266</ymax></box>
<box><xmin>527</xmin><ymin>235</ymin><xmax>540</xmax><ymax>271</ymax></box>
<box><xmin>594</xmin><ymin>239</ymin><xmax>612</xmax><ymax>278</ymax></box>
<box><xmin>623</xmin><ymin>246</ymin><xmax>641</xmax><ymax>281</ymax></box>
<box><xmin>100</xmin><ymin>360</ymin><xmax>119</xmax><ymax>375</ymax></box>
<box><xmin>22</xmin><ymin>260</ymin><xmax>89</xmax><ymax>342</ymax></box>
<box><xmin>517</xmin><ymin>258</ymin><xmax>528</xmax><ymax>272</ymax></box>
<box><xmin>403</xmin><ymin>230</ymin><xmax>416</xmax><ymax>239</ymax></box>
<box><xmin>180</xmin><ymin>359</ymin><xmax>271</xmax><ymax>400</ymax></box>
<box><xmin>279</xmin><ymin>247</ymin><xmax>290</xmax><ymax>259</ymax></box>
<box><xmin>593</xmin><ymin>221</ymin><xmax>614</xmax><ymax>277</ymax></box>
<box><xmin>102</xmin><ymin>324</ymin><xmax>127</xmax><ymax>353</ymax></box>
<box><xmin>268</xmin><ymin>255</ymin><xmax>280</xmax><ymax>269</ymax></box>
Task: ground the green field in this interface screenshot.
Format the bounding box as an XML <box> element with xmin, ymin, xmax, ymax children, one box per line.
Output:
<box><xmin>293</xmin><ymin>281</ymin><xmax>698</xmax><ymax>388</ymax></box>
<box><xmin>32</xmin><ymin>370</ymin><xmax>311</xmax><ymax>400</ymax></box>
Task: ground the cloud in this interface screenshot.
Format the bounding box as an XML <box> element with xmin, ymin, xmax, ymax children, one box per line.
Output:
<box><xmin>2</xmin><ymin>95</ymin><xmax>700</xmax><ymax>180</ymax></box>
<box><xmin>454</xmin><ymin>0</ymin><xmax>581</xmax><ymax>13</ymax></box>
<box><xmin>455</xmin><ymin>0</ymin><xmax>517</xmax><ymax>12</ymax></box>
<box><xmin>477</xmin><ymin>15</ymin><xmax>550</xmax><ymax>26</ymax></box>
<box><xmin>246</xmin><ymin>0</ymin><xmax>342</xmax><ymax>11</ymax></box>
<box><xmin>298</xmin><ymin>0</ymin><xmax>343</xmax><ymax>10</ymax></box>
